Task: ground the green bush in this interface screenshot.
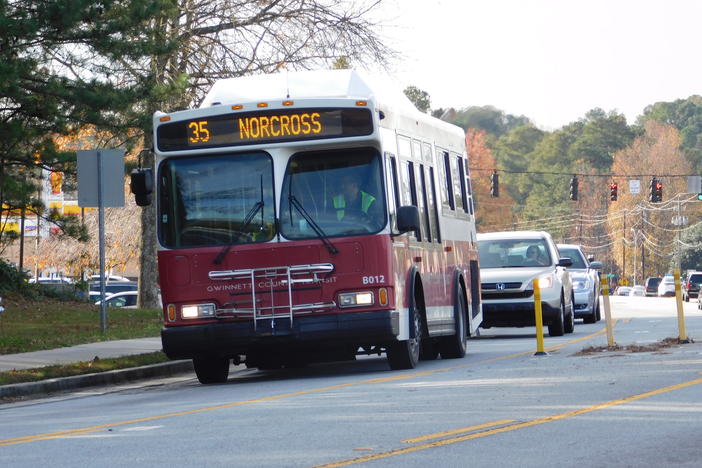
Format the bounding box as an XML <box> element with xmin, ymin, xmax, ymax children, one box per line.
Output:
<box><xmin>0</xmin><ymin>258</ymin><xmax>30</xmax><ymax>293</ymax></box>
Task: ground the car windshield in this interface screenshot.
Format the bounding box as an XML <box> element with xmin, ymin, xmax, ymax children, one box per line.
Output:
<box><xmin>688</xmin><ymin>274</ymin><xmax>702</xmax><ymax>284</ymax></box>
<box><xmin>158</xmin><ymin>152</ymin><xmax>276</xmax><ymax>248</ymax></box>
<box><xmin>279</xmin><ymin>147</ymin><xmax>387</xmax><ymax>239</ymax></box>
<box><xmin>478</xmin><ymin>238</ymin><xmax>552</xmax><ymax>268</ymax></box>
<box><xmin>557</xmin><ymin>247</ymin><xmax>587</xmax><ymax>269</ymax></box>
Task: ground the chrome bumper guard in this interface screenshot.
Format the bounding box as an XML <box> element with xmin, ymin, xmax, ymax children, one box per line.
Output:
<box><xmin>208</xmin><ymin>263</ymin><xmax>336</xmax><ymax>329</ymax></box>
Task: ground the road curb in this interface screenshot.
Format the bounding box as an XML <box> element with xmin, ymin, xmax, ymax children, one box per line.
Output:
<box><xmin>0</xmin><ymin>360</ymin><xmax>194</xmax><ymax>400</ymax></box>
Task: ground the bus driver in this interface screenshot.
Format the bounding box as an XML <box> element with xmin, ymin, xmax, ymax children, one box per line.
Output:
<box><xmin>332</xmin><ymin>173</ymin><xmax>380</xmax><ymax>224</ymax></box>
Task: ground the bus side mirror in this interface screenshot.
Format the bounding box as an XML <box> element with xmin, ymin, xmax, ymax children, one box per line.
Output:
<box><xmin>130</xmin><ymin>169</ymin><xmax>153</xmax><ymax>206</ymax></box>
<box><xmin>397</xmin><ymin>205</ymin><xmax>420</xmax><ymax>234</ymax></box>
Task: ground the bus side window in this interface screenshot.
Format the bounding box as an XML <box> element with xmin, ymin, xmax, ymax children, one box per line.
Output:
<box><xmin>457</xmin><ymin>156</ymin><xmax>469</xmax><ymax>213</ymax></box>
<box><xmin>442</xmin><ymin>151</ymin><xmax>455</xmax><ymax>211</ymax></box>
<box><xmin>450</xmin><ymin>153</ymin><xmax>463</xmax><ymax>214</ymax></box>
<box><xmin>419</xmin><ymin>164</ymin><xmax>432</xmax><ymax>242</ymax></box>
<box><xmin>465</xmin><ymin>161</ymin><xmax>475</xmax><ymax>216</ymax></box>
<box><xmin>386</xmin><ymin>154</ymin><xmax>401</xmax><ymax>228</ymax></box>
<box><xmin>429</xmin><ymin>166</ymin><xmax>442</xmax><ymax>243</ymax></box>
<box><xmin>407</xmin><ymin>161</ymin><xmax>421</xmax><ymax>241</ymax></box>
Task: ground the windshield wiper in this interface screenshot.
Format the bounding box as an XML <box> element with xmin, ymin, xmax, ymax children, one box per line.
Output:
<box><xmin>288</xmin><ymin>195</ymin><xmax>339</xmax><ymax>255</ymax></box>
<box><xmin>213</xmin><ymin>200</ymin><xmax>264</xmax><ymax>265</ymax></box>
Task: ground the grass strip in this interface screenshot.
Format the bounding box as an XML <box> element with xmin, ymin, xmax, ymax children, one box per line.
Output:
<box><xmin>0</xmin><ymin>351</ymin><xmax>172</xmax><ymax>386</ymax></box>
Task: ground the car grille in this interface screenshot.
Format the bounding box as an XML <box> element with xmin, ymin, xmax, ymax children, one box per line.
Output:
<box><xmin>482</xmin><ymin>290</ymin><xmax>534</xmax><ymax>300</ymax></box>
<box><xmin>481</xmin><ymin>282</ymin><xmax>523</xmax><ymax>290</ymax></box>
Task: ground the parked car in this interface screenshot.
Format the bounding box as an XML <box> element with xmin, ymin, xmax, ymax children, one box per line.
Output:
<box><xmin>683</xmin><ymin>271</ymin><xmax>702</xmax><ymax>302</ymax></box>
<box><xmin>644</xmin><ymin>277</ymin><xmax>661</xmax><ymax>297</ymax></box>
<box><xmin>477</xmin><ymin>231</ymin><xmax>574</xmax><ymax>337</ymax></box>
<box><xmin>89</xmin><ymin>281</ymin><xmax>138</xmax><ymax>295</ymax></box>
<box><xmin>557</xmin><ymin>244</ymin><xmax>602</xmax><ymax>324</ymax></box>
<box><xmin>658</xmin><ymin>275</ymin><xmax>676</xmax><ymax>297</ymax></box>
<box><xmin>95</xmin><ymin>290</ymin><xmax>138</xmax><ymax>308</ymax></box>
<box><xmin>614</xmin><ymin>286</ymin><xmax>632</xmax><ymax>296</ymax></box>
<box><xmin>88</xmin><ymin>274</ymin><xmax>132</xmax><ymax>283</ymax></box>
<box><xmin>629</xmin><ymin>285</ymin><xmax>645</xmax><ymax>297</ymax></box>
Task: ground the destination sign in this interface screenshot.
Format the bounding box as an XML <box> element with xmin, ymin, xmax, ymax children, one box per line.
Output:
<box><xmin>157</xmin><ymin>108</ymin><xmax>373</xmax><ymax>151</ymax></box>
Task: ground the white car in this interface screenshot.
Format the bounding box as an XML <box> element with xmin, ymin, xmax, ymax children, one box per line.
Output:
<box><xmin>629</xmin><ymin>285</ymin><xmax>645</xmax><ymax>297</ymax></box>
<box><xmin>557</xmin><ymin>244</ymin><xmax>602</xmax><ymax>324</ymax></box>
<box><xmin>95</xmin><ymin>290</ymin><xmax>138</xmax><ymax>308</ymax></box>
<box><xmin>658</xmin><ymin>275</ymin><xmax>676</xmax><ymax>297</ymax></box>
<box><xmin>478</xmin><ymin>231</ymin><xmax>575</xmax><ymax>337</ymax></box>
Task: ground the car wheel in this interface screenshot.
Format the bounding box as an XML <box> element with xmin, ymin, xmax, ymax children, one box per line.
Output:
<box><xmin>387</xmin><ymin>293</ymin><xmax>423</xmax><ymax>370</ymax></box>
<box><xmin>193</xmin><ymin>356</ymin><xmax>230</xmax><ymax>384</ymax></box>
<box><xmin>564</xmin><ymin>294</ymin><xmax>575</xmax><ymax>334</ymax></box>
<box><xmin>583</xmin><ymin>290</ymin><xmax>598</xmax><ymax>324</ymax></box>
<box><xmin>438</xmin><ymin>285</ymin><xmax>468</xmax><ymax>359</ymax></box>
<box><xmin>547</xmin><ymin>297</ymin><xmax>565</xmax><ymax>337</ymax></box>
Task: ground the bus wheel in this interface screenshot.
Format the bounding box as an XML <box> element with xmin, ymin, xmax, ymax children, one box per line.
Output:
<box><xmin>193</xmin><ymin>356</ymin><xmax>230</xmax><ymax>384</ymax></box>
<box><xmin>439</xmin><ymin>286</ymin><xmax>467</xmax><ymax>359</ymax></box>
<box><xmin>387</xmin><ymin>299</ymin><xmax>423</xmax><ymax>370</ymax></box>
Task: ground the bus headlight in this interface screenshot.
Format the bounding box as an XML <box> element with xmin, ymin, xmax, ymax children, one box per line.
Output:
<box><xmin>181</xmin><ymin>303</ymin><xmax>216</xmax><ymax>319</ymax></box>
<box><xmin>338</xmin><ymin>291</ymin><xmax>374</xmax><ymax>308</ymax></box>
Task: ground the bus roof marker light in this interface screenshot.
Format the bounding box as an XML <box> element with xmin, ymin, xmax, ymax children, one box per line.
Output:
<box><xmin>232</xmin><ymin>104</ymin><xmax>243</xmax><ymax>110</ymax></box>
<box><xmin>282</xmin><ymin>100</ymin><xmax>294</xmax><ymax>106</ymax></box>
<box><xmin>257</xmin><ymin>102</ymin><xmax>268</xmax><ymax>108</ymax></box>
<box><xmin>356</xmin><ymin>100</ymin><xmax>368</xmax><ymax>106</ymax></box>
<box><xmin>159</xmin><ymin>116</ymin><xmax>171</xmax><ymax>122</ymax></box>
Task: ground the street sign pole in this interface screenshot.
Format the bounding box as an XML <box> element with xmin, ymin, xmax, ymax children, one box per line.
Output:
<box><xmin>97</xmin><ymin>151</ymin><xmax>107</xmax><ymax>332</ymax></box>
<box><xmin>77</xmin><ymin>148</ymin><xmax>124</xmax><ymax>333</ymax></box>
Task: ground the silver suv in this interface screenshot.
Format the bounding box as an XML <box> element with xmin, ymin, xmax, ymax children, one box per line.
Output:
<box><xmin>478</xmin><ymin>231</ymin><xmax>574</xmax><ymax>337</ymax></box>
<box><xmin>557</xmin><ymin>244</ymin><xmax>602</xmax><ymax>324</ymax></box>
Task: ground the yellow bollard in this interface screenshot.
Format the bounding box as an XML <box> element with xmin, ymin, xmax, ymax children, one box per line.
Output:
<box><xmin>533</xmin><ymin>279</ymin><xmax>547</xmax><ymax>355</ymax></box>
<box><xmin>600</xmin><ymin>277</ymin><xmax>615</xmax><ymax>347</ymax></box>
<box><xmin>673</xmin><ymin>269</ymin><xmax>689</xmax><ymax>343</ymax></box>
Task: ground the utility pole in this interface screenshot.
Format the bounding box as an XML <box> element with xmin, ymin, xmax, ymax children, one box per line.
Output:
<box><xmin>622</xmin><ymin>210</ymin><xmax>626</xmax><ymax>284</ymax></box>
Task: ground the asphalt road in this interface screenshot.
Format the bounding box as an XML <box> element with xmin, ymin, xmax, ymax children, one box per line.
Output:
<box><xmin>2</xmin><ymin>295</ymin><xmax>702</xmax><ymax>467</ymax></box>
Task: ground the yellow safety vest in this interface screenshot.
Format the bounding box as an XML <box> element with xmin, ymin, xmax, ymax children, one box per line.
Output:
<box><xmin>333</xmin><ymin>191</ymin><xmax>375</xmax><ymax>221</ymax></box>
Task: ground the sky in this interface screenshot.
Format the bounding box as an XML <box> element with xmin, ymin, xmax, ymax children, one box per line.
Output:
<box><xmin>370</xmin><ymin>0</ymin><xmax>702</xmax><ymax>130</ymax></box>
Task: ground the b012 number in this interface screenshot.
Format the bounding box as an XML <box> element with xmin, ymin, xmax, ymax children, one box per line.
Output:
<box><xmin>362</xmin><ymin>275</ymin><xmax>385</xmax><ymax>285</ymax></box>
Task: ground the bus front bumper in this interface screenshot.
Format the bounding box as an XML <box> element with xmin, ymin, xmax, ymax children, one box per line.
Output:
<box><xmin>161</xmin><ymin>310</ymin><xmax>399</xmax><ymax>360</ymax></box>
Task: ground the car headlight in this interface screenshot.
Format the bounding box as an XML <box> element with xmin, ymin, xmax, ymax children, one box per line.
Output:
<box><xmin>573</xmin><ymin>278</ymin><xmax>590</xmax><ymax>290</ymax></box>
<box><xmin>181</xmin><ymin>303</ymin><xmax>216</xmax><ymax>319</ymax></box>
<box><xmin>536</xmin><ymin>276</ymin><xmax>553</xmax><ymax>289</ymax></box>
<box><xmin>338</xmin><ymin>291</ymin><xmax>374</xmax><ymax>308</ymax></box>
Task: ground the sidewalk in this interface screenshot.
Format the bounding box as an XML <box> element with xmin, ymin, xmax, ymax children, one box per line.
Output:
<box><xmin>0</xmin><ymin>337</ymin><xmax>193</xmax><ymax>400</ymax></box>
<box><xmin>0</xmin><ymin>337</ymin><xmax>163</xmax><ymax>372</ymax></box>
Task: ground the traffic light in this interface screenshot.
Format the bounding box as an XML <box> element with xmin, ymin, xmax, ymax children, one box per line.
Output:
<box><xmin>697</xmin><ymin>192</ymin><xmax>702</xmax><ymax>201</ymax></box>
<box><xmin>654</xmin><ymin>180</ymin><xmax>663</xmax><ymax>202</ymax></box>
<box><xmin>490</xmin><ymin>170</ymin><xmax>499</xmax><ymax>197</ymax></box>
<box><xmin>569</xmin><ymin>175</ymin><xmax>578</xmax><ymax>201</ymax></box>
<box><xmin>609</xmin><ymin>182</ymin><xmax>618</xmax><ymax>201</ymax></box>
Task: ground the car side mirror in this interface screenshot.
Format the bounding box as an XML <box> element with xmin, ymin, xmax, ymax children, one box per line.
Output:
<box><xmin>558</xmin><ymin>257</ymin><xmax>573</xmax><ymax>267</ymax></box>
<box><xmin>589</xmin><ymin>261</ymin><xmax>602</xmax><ymax>270</ymax></box>
<box><xmin>130</xmin><ymin>169</ymin><xmax>153</xmax><ymax>206</ymax></box>
<box><xmin>397</xmin><ymin>205</ymin><xmax>420</xmax><ymax>234</ymax></box>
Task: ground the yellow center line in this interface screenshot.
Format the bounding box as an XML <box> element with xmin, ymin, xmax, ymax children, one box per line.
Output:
<box><xmin>0</xmin><ymin>326</ymin><xmax>608</xmax><ymax>447</ymax></box>
<box><xmin>316</xmin><ymin>375</ymin><xmax>702</xmax><ymax>467</ymax></box>
<box><xmin>401</xmin><ymin>419</ymin><xmax>515</xmax><ymax>444</ymax></box>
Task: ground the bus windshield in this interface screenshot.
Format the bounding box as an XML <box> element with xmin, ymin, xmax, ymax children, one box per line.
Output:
<box><xmin>280</xmin><ymin>147</ymin><xmax>386</xmax><ymax>239</ymax></box>
<box><xmin>159</xmin><ymin>152</ymin><xmax>275</xmax><ymax>248</ymax></box>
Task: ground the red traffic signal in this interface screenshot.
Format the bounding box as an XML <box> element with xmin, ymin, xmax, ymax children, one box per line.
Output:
<box><xmin>609</xmin><ymin>182</ymin><xmax>618</xmax><ymax>201</ymax></box>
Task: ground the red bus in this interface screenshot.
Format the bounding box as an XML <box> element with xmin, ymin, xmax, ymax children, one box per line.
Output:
<box><xmin>131</xmin><ymin>70</ymin><xmax>482</xmax><ymax>383</ymax></box>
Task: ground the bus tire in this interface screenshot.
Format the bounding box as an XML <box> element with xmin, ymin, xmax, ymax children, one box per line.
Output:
<box><xmin>387</xmin><ymin>294</ymin><xmax>423</xmax><ymax>370</ymax></box>
<box><xmin>193</xmin><ymin>356</ymin><xmax>230</xmax><ymax>384</ymax></box>
<box><xmin>439</xmin><ymin>285</ymin><xmax>467</xmax><ymax>359</ymax></box>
